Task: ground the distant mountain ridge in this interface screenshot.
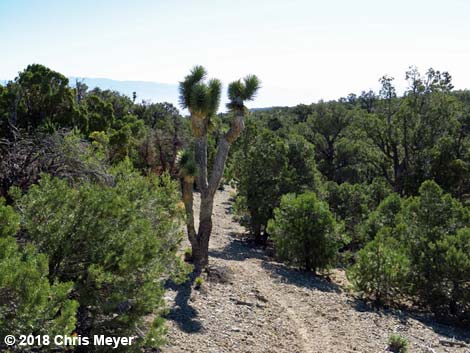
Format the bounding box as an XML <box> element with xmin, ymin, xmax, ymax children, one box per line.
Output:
<box><xmin>1</xmin><ymin>77</ymin><xmax>281</xmax><ymax>112</ymax></box>
<box><xmin>1</xmin><ymin>76</ymin><xmax>179</xmax><ymax>106</ymax></box>
<box><xmin>70</xmin><ymin>78</ymin><xmax>277</xmax><ymax>112</ymax></box>
<box><xmin>69</xmin><ymin>77</ymin><xmax>180</xmax><ymax>106</ymax></box>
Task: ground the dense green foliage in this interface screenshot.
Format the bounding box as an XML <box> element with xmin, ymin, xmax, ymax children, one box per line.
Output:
<box><xmin>347</xmin><ymin>228</ymin><xmax>410</xmax><ymax>303</ymax></box>
<box><xmin>402</xmin><ymin>181</ymin><xmax>469</xmax><ymax>318</ymax></box>
<box><xmin>267</xmin><ymin>192</ymin><xmax>343</xmax><ymax>273</ymax></box>
<box><xmin>0</xmin><ymin>64</ymin><xmax>190</xmax><ymax>179</ymax></box>
<box><xmin>230</xmin><ymin>68</ymin><xmax>469</xmax><ymax>203</ymax></box>
<box><xmin>348</xmin><ymin>181</ymin><xmax>469</xmax><ymax>322</ymax></box>
<box><xmin>2</xmin><ymin>64</ymin><xmax>79</xmax><ymax>131</ymax></box>
<box><xmin>0</xmin><ymin>63</ymin><xmax>190</xmax><ymax>349</ymax></box>
<box><xmin>357</xmin><ymin>193</ymin><xmax>401</xmax><ymax>245</ymax></box>
<box><xmin>15</xmin><ymin>163</ymin><xmax>185</xmax><ymax>351</ymax></box>
<box><xmin>0</xmin><ymin>200</ymin><xmax>78</xmax><ymax>351</ymax></box>
<box><xmin>324</xmin><ymin>179</ymin><xmax>392</xmax><ymax>248</ymax></box>
<box><xmin>228</xmin><ymin>122</ymin><xmax>318</xmax><ymax>242</ymax></box>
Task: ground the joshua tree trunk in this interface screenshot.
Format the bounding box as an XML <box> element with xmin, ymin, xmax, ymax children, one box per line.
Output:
<box><xmin>181</xmin><ymin>112</ymin><xmax>245</xmax><ymax>270</ymax></box>
<box><xmin>193</xmin><ymin>195</ymin><xmax>213</xmax><ymax>269</ymax></box>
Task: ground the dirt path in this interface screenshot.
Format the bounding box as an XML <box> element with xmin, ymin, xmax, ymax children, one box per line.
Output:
<box><xmin>162</xmin><ymin>188</ymin><xmax>470</xmax><ymax>353</ymax></box>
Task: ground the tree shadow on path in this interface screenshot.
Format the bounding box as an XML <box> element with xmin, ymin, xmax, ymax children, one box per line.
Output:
<box><xmin>349</xmin><ymin>296</ymin><xmax>470</xmax><ymax>343</ymax></box>
<box><xmin>209</xmin><ymin>232</ymin><xmax>269</xmax><ymax>262</ymax></box>
<box><xmin>209</xmin><ymin>231</ymin><xmax>341</xmax><ymax>293</ymax></box>
<box><xmin>164</xmin><ymin>273</ymin><xmax>203</xmax><ymax>334</ymax></box>
<box><xmin>260</xmin><ymin>260</ymin><xmax>342</xmax><ymax>293</ymax></box>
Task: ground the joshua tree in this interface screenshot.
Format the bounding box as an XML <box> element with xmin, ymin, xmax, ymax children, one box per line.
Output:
<box><xmin>179</xmin><ymin>66</ymin><xmax>260</xmax><ymax>270</ymax></box>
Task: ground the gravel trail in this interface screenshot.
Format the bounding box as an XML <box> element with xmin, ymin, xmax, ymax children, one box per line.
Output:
<box><xmin>162</xmin><ymin>188</ymin><xmax>470</xmax><ymax>353</ymax></box>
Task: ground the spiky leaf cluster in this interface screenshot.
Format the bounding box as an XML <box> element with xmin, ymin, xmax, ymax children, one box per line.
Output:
<box><xmin>179</xmin><ymin>66</ymin><xmax>206</xmax><ymax>109</ymax></box>
<box><xmin>227</xmin><ymin>75</ymin><xmax>261</xmax><ymax>111</ymax></box>
<box><xmin>179</xmin><ymin>66</ymin><xmax>221</xmax><ymax>117</ymax></box>
<box><xmin>177</xmin><ymin>149</ymin><xmax>197</xmax><ymax>177</ymax></box>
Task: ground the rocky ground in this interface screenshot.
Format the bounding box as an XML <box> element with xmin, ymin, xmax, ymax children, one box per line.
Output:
<box><xmin>161</xmin><ymin>188</ymin><xmax>470</xmax><ymax>353</ymax></box>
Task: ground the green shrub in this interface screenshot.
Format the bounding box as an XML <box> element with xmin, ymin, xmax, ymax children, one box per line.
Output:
<box><xmin>194</xmin><ymin>276</ymin><xmax>204</xmax><ymax>290</ymax></box>
<box><xmin>228</xmin><ymin>124</ymin><xmax>318</xmax><ymax>243</ymax></box>
<box><xmin>229</xmin><ymin>128</ymin><xmax>290</xmax><ymax>242</ymax></box>
<box><xmin>0</xmin><ymin>200</ymin><xmax>77</xmax><ymax>347</ymax></box>
<box><xmin>347</xmin><ymin>228</ymin><xmax>410</xmax><ymax>303</ymax></box>
<box><xmin>433</xmin><ymin>227</ymin><xmax>470</xmax><ymax>320</ymax></box>
<box><xmin>183</xmin><ymin>247</ymin><xmax>193</xmax><ymax>262</ymax></box>
<box><xmin>324</xmin><ymin>182</ymin><xmax>371</xmax><ymax>247</ymax></box>
<box><xmin>0</xmin><ymin>238</ymin><xmax>78</xmax><ymax>343</ymax></box>
<box><xmin>267</xmin><ymin>192</ymin><xmax>343</xmax><ymax>273</ymax></box>
<box><xmin>324</xmin><ymin>179</ymin><xmax>394</xmax><ymax>248</ymax></box>
<box><xmin>359</xmin><ymin>193</ymin><xmax>402</xmax><ymax>244</ymax></box>
<box><xmin>231</xmin><ymin>194</ymin><xmax>250</xmax><ymax>225</ymax></box>
<box><xmin>388</xmin><ymin>334</ymin><xmax>408</xmax><ymax>353</ymax></box>
<box><xmin>0</xmin><ymin>198</ymin><xmax>20</xmax><ymax>237</ymax></box>
<box><xmin>351</xmin><ymin>180</ymin><xmax>470</xmax><ymax>321</ymax></box>
<box><xmin>401</xmin><ymin>181</ymin><xmax>469</xmax><ymax>317</ymax></box>
<box><xmin>17</xmin><ymin>162</ymin><xmax>185</xmax><ymax>351</ymax></box>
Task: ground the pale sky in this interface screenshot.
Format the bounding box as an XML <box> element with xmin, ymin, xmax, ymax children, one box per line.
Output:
<box><xmin>1</xmin><ymin>0</ymin><xmax>470</xmax><ymax>107</ymax></box>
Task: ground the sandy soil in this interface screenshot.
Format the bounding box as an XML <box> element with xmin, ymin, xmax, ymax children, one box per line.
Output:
<box><xmin>161</xmin><ymin>188</ymin><xmax>470</xmax><ymax>353</ymax></box>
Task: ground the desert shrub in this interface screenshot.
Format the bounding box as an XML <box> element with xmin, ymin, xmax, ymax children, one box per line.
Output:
<box><xmin>229</xmin><ymin>125</ymin><xmax>318</xmax><ymax>243</ymax></box>
<box><xmin>388</xmin><ymin>334</ymin><xmax>408</xmax><ymax>353</ymax></box>
<box><xmin>0</xmin><ymin>198</ymin><xmax>20</xmax><ymax>237</ymax></box>
<box><xmin>351</xmin><ymin>180</ymin><xmax>470</xmax><ymax>322</ymax></box>
<box><xmin>283</xmin><ymin>134</ymin><xmax>319</xmax><ymax>191</ymax></box>
<box><xmin>229</xmin><ymin>128</ymin><xmax>289</xmax><ymax>242</ymax></box>
<box><xmin>324</xmin><ymin>182</ymin><xmax>370</xmax><ymax>247</ymax></box>
<box><xmin>108</xmin><ymin>114</ymin><xmax>146</xmax><ymax>163</ymax></box>
<box><xmin>323</xmin><ymin>179</ymin><xmax>393</xmax><ymax>250</ymax></box>
<box><xmin>17</xmin><ymin>162</ymin><xmax>185</xmax><ymax>351</ymax></box>
<box><xmin>367</xmin><ymin>177</ymin><xmax>394</xmax><ymax>208</ymax></box>
<box><xmin>401</xmin><ymin>181</ymin><xmax>469</xmax><ymax>318</ymax></box>
<box><xmin>0</xmin><ymin>200</ymin><xmax>77</xmax><ymax>350</ymax></box>
<box><xmin>267</xmin><ymin>192</ymin><xmax>343</xmax><ymax>273</ymax></box>
<box><xmin>435</xmin><ymin>227</ymin><xmax>470</xmax><ymax>321</ymax></box>
<box><xmin>194</xmin><ymin>276</ymin><xmax>205</xmax><ymax>290</ymax></box>
<box><xmin>231</xmin><ymin>194</ymin><xmax>250</xmax><ymax>224</ymax></box>
<box><xmin>359</xmin><ymin>193</ymin><xmax>402</xmax><ymax>245</ymax></box>
<box><xmin>347</xmin><ymin>228</ymin><xmax>410</xmax><ymax>303</ymax></box>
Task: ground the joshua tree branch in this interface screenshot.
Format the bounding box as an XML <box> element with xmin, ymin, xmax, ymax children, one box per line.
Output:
<box><xmin>208</xmin><ymin>113</ymin><xmax>245</xmax><ymax>196</ymax></box>
<box><xmin>194</xmin><ymin>135</ymin><xmax>208</xmax><ymax>193</ymax></box>
<box><xmin>191</xmin><ymin>115</ymin><xmax>209</xmax><ymax>193</ymax></box>
<box><xmin>181</xmin><ymin>176</ymin><xmax>197</xmax><ymax>245</ymax></box>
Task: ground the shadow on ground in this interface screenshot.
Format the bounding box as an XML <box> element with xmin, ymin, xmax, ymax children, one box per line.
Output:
<box><xmin>349</xmin><ymin>296</ymin><xmax>470</xmax><ymax>342</ymax></box>
<box><xmin>209</xmin><ymin>228</ymin><xmax>470</xmax><ymax>342</ymax></box>
<box><xmin>209</xmin><ymin>232</ymin><xmax>269</xmax><ymax>262</ymax></box>
<box><xmin>221</xmin><ymin>200</ymin><xmax>233</xmax><ymax>214</ymax></box>
<box><xmin>260</xmin><ymin>261</ymin><xmax>341</xmax><ymax>293</ymax></box>
<box><xmin>164</xmin><ymin>274</ymin><xmax>203</xmax><ymax>334</ymax></box>
<box><xmin>210</xmin><ymin>231</ymin><xmax>341</xmax><ymax>293</ymax></box>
